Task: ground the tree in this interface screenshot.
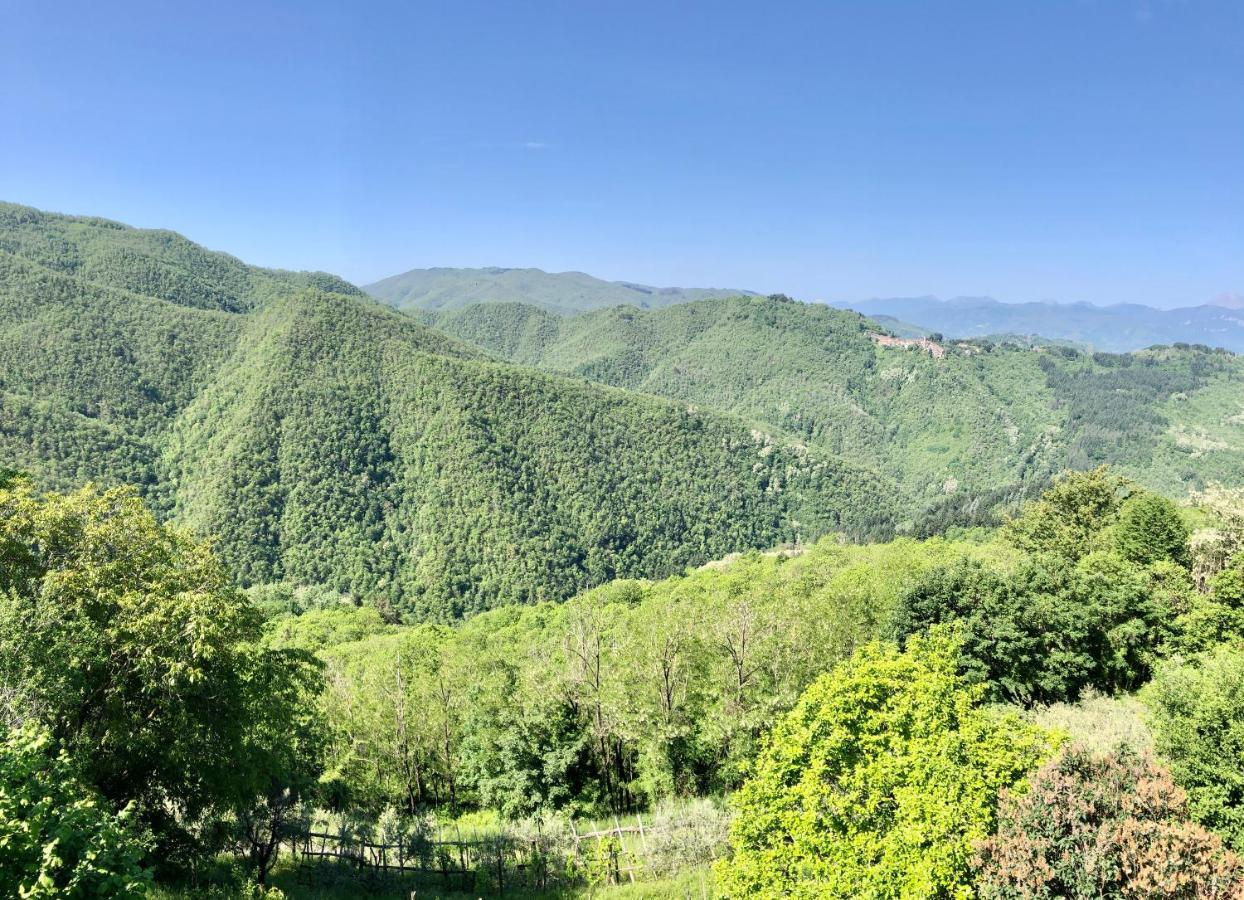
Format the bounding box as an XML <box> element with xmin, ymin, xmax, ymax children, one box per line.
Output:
<box><xmin>1115</xmin><ymin>492</ymin><xmax>1191</xmax><ymax>567</ymax></box>
<box><xmin>975</xmin><ymin>745</ymin><xmax>1242</xmax><ymax>898</ymax></box>
<box><xmin>890</xmin><ymin>551</ymin><xmax>1167</xmax><ymax>705</ymax></box>
<box><xmin>1004</xmin><ymin>467</ymin><xmax>1131</xmax><ymax>560</ymax></box>
<box><xmin>715</xmin><ymin>630</ymin><xmax>1055</xmax><ymax>899</ymax></box>
<box><xmin>230</xmin><ymin>644</ymin><xmax>326</xmax><ymax>885</ymax></box>
<box><xmin>1210</xmin><ymin>556</ymin><xmax>1244</xmax><ymax>609</ymax></box>
<box><xmin>0</xmin><ymin>725</ymin><xmax>150</xmax><ymax>898</ymax></box>
<box><xmin>1144</xmin><ymin>645</ymin><xmax>1244</xmax><ymax>852</ymax></box>
<box><xmin>0</xmin><ymin>481</ymin><xmax>320</xmax><ymax>870</ymax></box>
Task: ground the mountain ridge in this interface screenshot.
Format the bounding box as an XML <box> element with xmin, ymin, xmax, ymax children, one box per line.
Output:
<box><xmin>0</xmin><ymin>203</ymin><xmax>897</xmax><ymax>619</ymax></box>
<box><xmin>420</xmin><ymin>297</ymin><xmax>1244</xmax><ymax>515</ymax></box>
<box><xmin>365</xmin><ymin>265</ymin><xmax>756</xmax><ymax>314</ymax></box>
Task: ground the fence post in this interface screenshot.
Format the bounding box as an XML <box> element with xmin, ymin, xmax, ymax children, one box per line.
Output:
<box><xmin>455</xmin><ymin>823</ymin><xmax>467</xmax><ymax>891</ymax></box>
<box><xmin>496</xmin><ymin>832</ymin><xmax>504</xmax><ymax>895</ymax></box>
<box><xmin>613</xmin><ymin>814</ymin><xmax>634</xmax><ymax>884</ymax></box>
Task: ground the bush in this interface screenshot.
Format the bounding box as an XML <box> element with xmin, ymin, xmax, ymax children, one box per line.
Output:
<box><xmin>715</xmin><ymin>629</ymin><xmax>1055</xmax><ymax>899</ymax></box>
<box><xmin>0</xmin><ymin>726</ymin><xmax>151</xmax><ymax>898</ymax></box>
<box><xmin>974</xmin><ymin>745</ymin><xmax>1242</xmax><ymax>898</ymax></box>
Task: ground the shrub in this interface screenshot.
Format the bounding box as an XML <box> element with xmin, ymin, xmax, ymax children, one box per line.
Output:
<box><xmin>0</xmin><ymin>726</ymin><xmax>151</xmax><ymax>898</ymax></box>
<box><xmin>974</xmin><ymin>745</ymin><xmax>1242</xmax><ymax>898</ymax></box>
<box><xmin>715</xmin><ymin>629</ymin><xmax>1055</xmax><ymax>899</ymax></box>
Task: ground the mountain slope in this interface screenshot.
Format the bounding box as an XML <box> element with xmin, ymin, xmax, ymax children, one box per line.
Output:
<box><xmin>364</xmin><ymin>265</ymin><xmax>755</xmax><ymax>314</ymax></box>
<box><xmin>838</xmin><ymin>295</ymin><xmax>1244</xmax><ymax>354</ymax></box>
<box><xmin>0</xmin><ymin>204</ymin><xmax>898</xmax><ymax>619</ymax></box>
<box><xmin>0</xmin><ymin>201</ymin><xmax>361</xmax><ymax>312</ymax></box>
<box><xmin>421</xmin><ymin>297</ymin><xmax>1244</xmax><ymax>513</ymax></box>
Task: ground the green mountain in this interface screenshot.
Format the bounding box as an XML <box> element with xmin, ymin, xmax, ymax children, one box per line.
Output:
<box><xmin>420</xmin><ymin>297</ymin><xmax>1244</xmax><ymax>516</ymax></box>
<box><xmin>0</xmin><ymin>203</ymin><xmax>896</xmax><ymax>619</ymax></box>
<box><xmin>364</xmin><ymin>265</ymin><xmax>755</xmax><ymax>314</ymax></box>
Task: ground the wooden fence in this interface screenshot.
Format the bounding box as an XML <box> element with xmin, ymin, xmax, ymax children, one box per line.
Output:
<box><xmin>292</xmin><ymin>823</ymin><xmax>559</xmax><ymax>893</ymax></box>
<box><xmin>289</xmin><ymin>809</ymin><xmax>724</xmax><ymax>893</ymax></box>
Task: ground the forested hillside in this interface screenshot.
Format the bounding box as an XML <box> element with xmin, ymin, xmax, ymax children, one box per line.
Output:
<box><xmin>0</xmin><ymin>203</ymin><xmax>896</xmax><ymax>619</ymax></box>
<box><xmin>365</xmin><ymin>265</ymin><xmax>755</xmax><ymax>314</ymax></box>
<box><xmin>422</xmin><ymin>297</ymin><xmax>1244</xmax><ymax>516</ymax></box>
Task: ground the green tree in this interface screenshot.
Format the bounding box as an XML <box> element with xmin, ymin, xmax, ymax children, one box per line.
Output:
<box><xmin>975</xmin><ymin>745</ymin><xmax>1242</xmax><ymax>898</ymax></box>
<box><xmin>0</xmin><ymin>725</ymin><xmax>150</xmax><ymax>899</ymax></box>
<box><xmin>890</xmin><ymin>551</ymin><xmax>1167</xmax><ymax>705</ymax></box>
<box><xmin>1210</xmin><ymin>555</ymin><xmax>1244</xmax><ymax>609</ymax></box>
<box><xmin>1003</xmin><ymin>467</ymin><xmax>1131</xmax><ymax>560</ymax></box>
<box><xmin>230</xmin><ymin>643</ymin><xmax>326</xmax><ymax>885</ymax></box>
<box><xmin>1144</xmin><ymin>645</ymin><xmax>1244</xmax><ymax>852</ymax></box>
<box><xmin>0</xmin><ymin>481</ymin><xmax>318</xmax><ymax>869</ymax></box>
<box><xmin>715</xmin><ymin>630</ymin><xmax>1055</xmax><ymax>899</ymax></box>
<box><xmin>1114</xmin><ymin>492</ymin><xmax>1191</xmax><ymax>566</ymax></box>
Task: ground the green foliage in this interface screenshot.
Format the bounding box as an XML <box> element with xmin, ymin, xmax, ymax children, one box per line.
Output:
<box><xmin>975</xmin><ymin>745</ymin><xmax>1243</xmax><ymax>898</ymax></box>
<box><xmin>0</xmin><ymin>480</ymin><xmax>323</xmax><ymax>872</ymax></box>
<box><xmin>1115</xmin><ymin>492</ymin><xmax>1191</xmax><ymax>566</ymax></box>
<box><xmin>424</xmin><ymin>299</ymin><xmax>1244</xmax><ymax>515</ymax></box>
<box><xmin>307</xmin><ymin>536</ymin><xmax>985</xmax><ymax>817</ymax></box>
<box><xmin>1144</xmin><ymin>645</ymin><xmax>1244</xmax><ymax>852</ymax></box>
<box><xmin>1169</xmin><ymin>555</ymin><xmax>1244</xmax><ymax>654</ymax></box>
<box><xmin>1002</xmin><ymin>467</ymin><xmax>1130</xmax><ymax>559</ymax></box>
<box><xmin>715</xmin><ymin>630</ymin><xmax>1055</xmax><ymax>900</ymax></box>
<box><xmin>6</xmin><ymin>203</ymin><xmax>1244</xmax><ymax>620</ymax></box>
<box><xmin>0</xmin><ymin>201</ymin><xmax>361</xmax><ymax>313</ymax></box>
<box><xmin>1210</xmin><ymin>555</ymin><xmax>1244</xmax><ymax>608</ymax></box>
<box><xmin>0</xmin><ymin>725</ymin><xmax>151</xmax><ymax>898</ymax></box>
<box><xmin>890</xmin><ymin>550</ymin><xmax>1170</xmax><ymax>705</ymax></box>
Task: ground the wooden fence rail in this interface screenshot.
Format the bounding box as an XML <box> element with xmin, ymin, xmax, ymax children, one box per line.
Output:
<box><xmin>288</xmin><ymin>810</ymin><xmax>721</xmax><ymax>892</ymax></box>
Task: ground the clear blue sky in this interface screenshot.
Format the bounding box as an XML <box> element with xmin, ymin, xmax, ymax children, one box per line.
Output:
<box><xmin>4</xmin><ymin>0</ymin><xmax>1241</xmax><ymax>307</ymax></box>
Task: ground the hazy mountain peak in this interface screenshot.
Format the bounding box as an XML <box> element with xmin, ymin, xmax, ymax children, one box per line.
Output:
<box><xmin>841</xmin><ymin>294</ymin><xmax>1244</xmax><ymax>353</ymax></box>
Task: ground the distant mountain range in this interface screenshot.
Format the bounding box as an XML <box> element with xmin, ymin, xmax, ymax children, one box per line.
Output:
<box><xmin>834</xmin><ymin>296</ymin><xmax>1244</xmax><ymax>354</ymax></box>
<box><xmin>366</xmin><ymin>266</ymin><xmax>756</xmax><ymax>315</ymax></box>
<box><xmin>366</xmin><ymin>269</ymin><xmax>1244</xmax><ymax>354</ymax></box>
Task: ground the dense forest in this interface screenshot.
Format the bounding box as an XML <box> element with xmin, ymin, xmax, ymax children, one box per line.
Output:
<box><xmin>0</xmin><ymin>203</ymin><xmax>897</xmax><ymax>619</ymax></box>
<box><xmin>7</xmin><ymin>202</ymin><xmax>1244</xmax><ymax>898</ymax></box>
<box><xmin>5</xmin><ymin>204</ymin><xmax>1244</xmax><ymax>623</ymax></box>
<box><xmin>421</xmin><ymin>297</ymin><xmax>1244</xmax><ymax>511</ymax></box>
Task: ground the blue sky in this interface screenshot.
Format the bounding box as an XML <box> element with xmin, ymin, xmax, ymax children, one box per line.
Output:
<box><xmin>3</xmin><ymin>1</ymin><xmax>1241</xmax><ymax>307</ymax></box>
